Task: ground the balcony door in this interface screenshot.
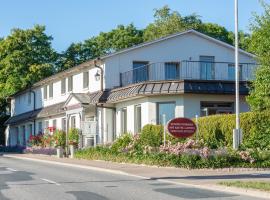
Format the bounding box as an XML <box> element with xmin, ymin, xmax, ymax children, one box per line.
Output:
<box><xmin>165</xmin><ymin>62</ymin><xmax>179</xmax><ymax>80</ymax></box>
<box><xmin>200</xmin><ymin>56</ymin><xmax>215</xmax><ymax>80</ymax></box>
<box><xmin>133</xmin><ymin>61</ymin><xmax>149</xmax><ymax>83</ymax></box>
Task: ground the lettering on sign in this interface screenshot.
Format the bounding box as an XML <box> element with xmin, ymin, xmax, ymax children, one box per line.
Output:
<box><xmin>167</xmin><ymin>118</ymin><xmax>197</xmax><ymax>138</ymax></box>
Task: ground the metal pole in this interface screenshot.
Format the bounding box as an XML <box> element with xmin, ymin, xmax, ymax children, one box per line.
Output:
<box><xmin>195</xmin><ymin>115</ymin><xmax>199</xmax><ymax>142</ymax></box>
<box><xmin>234</xmin><ymin>0</ymin><xmax>240</xmax><ymax>149</ymax></box>
<box><xmin>163</xmin><ymin>114</ymin><xmax>166</xmax><ymax>146</ymax></box>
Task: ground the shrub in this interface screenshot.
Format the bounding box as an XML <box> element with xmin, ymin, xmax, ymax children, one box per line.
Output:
<box><xmin>53</xmin><ymin>129</ymin><xmax>66</xmax><ymax>148</ymax></box>
<box><xmin>23</xmin><ymin>146</ymin><xmax>56</xmax><ymax>155</ymax></box>
<box><xmin>68</xmin><ymin>128</ymin><xmax>79</xmax><ymax>146</ymax></box>
<box><xmin>41</xmin><ymin>133</ymin><xmax>53</xmax><ymax>147</ymax></box>
<box><xmin>28</xmin><ymin>134</ymin><xmax>43</xmax><ymax>147</ymax></box>
<box><xmin>111</xmin><ymin>133</ymin><xmax>132</xmax><ymax>152</ymax></box>
<box><xmin>195</xmin><ymin>111</ymin><xmax>270</xmax><ymax>149</ymax></box>
<box><xmin>139</xmin><ymin>124</ymin><xmax>163</xmax><ymax>147</ymax></box>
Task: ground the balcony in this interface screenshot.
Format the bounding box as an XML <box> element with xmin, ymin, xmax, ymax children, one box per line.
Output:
<box><xmin>120</xmin><ymin>61</ymin><xmax>258</xmax><ymax>87</ymax></box>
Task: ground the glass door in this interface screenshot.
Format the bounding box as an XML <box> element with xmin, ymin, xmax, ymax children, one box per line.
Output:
<box><xmin>200</xmin><ymin>56</ymin><xmax>215</xmax><ymax>80</ymax></box>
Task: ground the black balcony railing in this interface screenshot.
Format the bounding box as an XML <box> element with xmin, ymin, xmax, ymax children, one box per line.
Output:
<box><xmin>120</xmin><ymin>61</ymin><xmax>258</xmax><ymax>87</ymax></box>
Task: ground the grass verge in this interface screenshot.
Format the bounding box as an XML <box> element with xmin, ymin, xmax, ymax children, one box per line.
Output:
<box><xmin>219</xmin><ymin>181</ymin><xmax>270</xmax><ymax>192</ymax></box>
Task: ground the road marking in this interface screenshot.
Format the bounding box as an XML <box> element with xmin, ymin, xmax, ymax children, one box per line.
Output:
<box><xmin>41</xmin><ymin>178</ymin><xmax>61</xmax><ymax>186</ymax></box>
<box><xmin>6</xmin><ymin>168</ymin><xmax>18</xmax><ymax>172</ymax></box>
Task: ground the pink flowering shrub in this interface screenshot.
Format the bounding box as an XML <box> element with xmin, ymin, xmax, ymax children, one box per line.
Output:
<box><xmin>23</xmin><ymin>146</ymin><xmax>56</xmax><ymax>155</ymax></box>
<box><xmin>239</xmin><ymin>151</ymin><xmax>256</xmax><ymax>163</ymax></box>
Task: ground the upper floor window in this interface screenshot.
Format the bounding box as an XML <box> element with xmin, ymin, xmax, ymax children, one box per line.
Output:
<box><xmin>68</xmin><ymin>76</ymin><xmax>73</xmax><ymax>92</ymax></box>
<box><xmin>200</xmin><ymin>56</ymin><xmax>215</xmax><ymax>80</ymax></box>
<box><xmin>28</xmin><ymin>92</ymin><xmax>31</xmax><ymax>105</ymax></box>
<box><xmin>133</xmin><ymin>61</ymin><xmax>149</xmax><ymax>83</ymax></box>
<box><xmin>44</xmin><ymin>86</ymin><xmax>47</xmax><ymax>100</ymax></box>
<box><xmin>61</xmin><ymin>78</ymin><xmax>66</xmax><ymax>94</ymax></box>
<box><xmin>83</xmin><ymin>71</ymin><xmax>89</xmax><ymax>89</ymax></box>
<box><xmin>228</xmin><ymin>64</ymin><xmax>243</xmax><ymax>81</ymax></box>
<box><xmin>49</xmin><ymin>83</ymin><xmax>53</xmax><ymax>98</ymax></box>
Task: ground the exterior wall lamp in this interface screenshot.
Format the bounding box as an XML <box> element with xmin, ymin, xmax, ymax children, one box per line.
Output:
<box><xmin>94</xmin><ymin>70</ymin><xmax>101</xmax><ymax>81</ymax></box>
<box><xmin>94</xmin><ymin>59</ymin><xmax>104</xmax><ymax>92</ymax></box>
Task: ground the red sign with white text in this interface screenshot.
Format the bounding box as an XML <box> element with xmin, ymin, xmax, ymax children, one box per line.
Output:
<box><xmin>167</xmin><ymin>118</ymin><xmax>197</xmax><ymax>138</ymax></box>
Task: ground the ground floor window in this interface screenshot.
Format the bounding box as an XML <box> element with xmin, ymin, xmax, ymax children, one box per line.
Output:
<box><xmin>45</xmin><ymin>121</ymin><xmax>49</xmax><ymax>129</ymax></box>
<box><xmin>71</xmin><ymin>116</ymin><xmax>76</xmax><ymax>128</ymax></box>
<box><xmin>157</xmin><ymin>102</ymin><xmax>176</xmax><ymax>124</ymax></box>
<box><xmin>15</xmin><ymin>127</ymin><xmax>19</xmax><ymax>145</ymax></box>
<box><xmin>22</xmin><ymin>125</ymin><xmax>26</xmax><ymax>146</ymax></box>
<box><xmin>121</xmin><ymin>108</ymin><xmax>127</xmax><ymax>133</ymax></box>
<box><xmin>134</xmin><ymin>105</ymin><xmax>141</xmax><ymax>133</ymax></box>
<box><xmin>38</xmin><ymin>122</ymin><xmax>42</xmax><ymax>134</ymax></box>
<box><xmin>200</xmin><ymin>101</ymin><xmax>234</xmax><ymax>116</ymax></box>
<box><xmin>61</xmin><ymin>118</ymin><xmax>66</xmax><ymax>131</ymax></box>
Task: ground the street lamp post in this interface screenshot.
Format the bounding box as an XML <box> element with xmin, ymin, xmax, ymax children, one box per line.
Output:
<box><xmin>233</xmin><ymin>0</ymin><xmax>241</xmax><ymax>149</ymax></box>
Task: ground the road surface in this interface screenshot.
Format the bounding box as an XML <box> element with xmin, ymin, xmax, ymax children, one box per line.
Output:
<box><xmin>0</xmin><ymin>156</ymin><xmax>266</xmax><ymax>200</ymax></box>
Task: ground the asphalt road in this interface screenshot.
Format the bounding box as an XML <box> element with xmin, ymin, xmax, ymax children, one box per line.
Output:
<box><xmin>0</xmin><ymin>156</ymin><xmax>266</xmax><ymax>200</ymax></box>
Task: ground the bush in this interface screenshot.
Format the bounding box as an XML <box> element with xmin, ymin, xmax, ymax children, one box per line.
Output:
<box><xmin>139</xmin><ymin>124</ymin><xmax>163</xmax><ymax>147</ymax></box>
<box><xmin>68</xmin><ymin>128</ymin><xmax>79</xmax><ymax>146</ymax></box>
<box><xmin>28</xmin><ymin>134</ymin><xmax>43</xmax><ymax>147</ymax></box>
<box><xmin>111</xmin><ymin>133</ymin><xmax>132</xmax><ymax>152</ymax></box>
<box><xmin>196</xmin><ymin>111</ymin><xmax>270</xmax><ymax>149</ymax></box>
<box><xmin>53</xmin><ymin>129</ymin><xmax>66</xmax><ymax>148</ymax></box>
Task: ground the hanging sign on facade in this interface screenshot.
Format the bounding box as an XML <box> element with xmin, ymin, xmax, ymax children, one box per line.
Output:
<box><xmin>167</xmin><ymin>118</ymin><xmax>197</xmax><ymax>138</ymax></box>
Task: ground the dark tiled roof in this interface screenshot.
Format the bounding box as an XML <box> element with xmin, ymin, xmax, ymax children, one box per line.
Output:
<box><xmin>5</xmin><ymin>102</ymin><xmax>65</xmax><ymax>125</ymax></box>
<box><xmin>4</xmin><ymin>109</ymin><xmax>41</xmax><ymax>126</ymax></box>
<box><xmin>106</xmin><ymin>80</ymin><xmax>249</xmax><ymax>103</ymax></box>
<box><xmin>107</xmin><ymin>81</ymin><xmax>184</xmax><ymax>103</ymax></box>
<box><xmin>36</xmin><ymin>102</ymin><xmax>65</xmax><ymax>118</ymax></box>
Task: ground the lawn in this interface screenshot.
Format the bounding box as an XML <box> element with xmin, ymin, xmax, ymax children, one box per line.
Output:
<box><xmin>219</xmin><ymin>181</ymin><xmax>270</xmax><ymax>192</ymax></box>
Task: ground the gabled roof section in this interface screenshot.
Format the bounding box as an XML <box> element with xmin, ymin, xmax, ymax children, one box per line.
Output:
<box><xmin>63</xmin><ymin>93</ymin><xmax>91</xmax><ymax>108</ymax></box>
<box><xmin>100</xmin><ymin>29</ymin><xmax>256</xmax><ymax>59</ymax></box>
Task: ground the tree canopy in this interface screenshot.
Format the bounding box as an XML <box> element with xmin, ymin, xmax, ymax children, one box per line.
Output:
<box><xmin>247</xmin><ymin>2</ymin><xmax>270</xmax><ymax>111</ymax></box>
<box><xmin>0</xmin><ymin>25</ymin><xmax>57</xmax><ymax>111</ymax></box>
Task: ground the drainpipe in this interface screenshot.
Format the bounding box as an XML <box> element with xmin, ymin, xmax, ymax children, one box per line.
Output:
<box><xmin>94</xmin><ymin>58</ymin><xmax>105</xmax><ymax>143</ymax></box>
<box><xmin>30</xmin><ymin>89</ymin><xmax>36</xmax><ymax>135</ymax></box>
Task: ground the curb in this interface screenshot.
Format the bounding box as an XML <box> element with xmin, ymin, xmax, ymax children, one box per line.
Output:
<box><xmin>3</xmin><ymin>154</ymin><xmax>270</xmax><ymax>199</ymax></box>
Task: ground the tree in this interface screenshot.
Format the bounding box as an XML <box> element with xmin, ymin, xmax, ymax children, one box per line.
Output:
<box><xmin>0</xmin><ymin>25</ymin><xmax>57</xmax><ymax>111</ymax></box>
<box><xmin>247</xmin><ymin>2</ymin><xmax>270</xmax><ymax>111</ymax></box>
<box><xmin>58</xmin><ymin>24</ymin><xmax>143</xmax><ymax>70</ymax></box>
<box><xmin>143</xmin><ymin>6</ymin><xmax>250</xmax><ymax>50</ymax></box>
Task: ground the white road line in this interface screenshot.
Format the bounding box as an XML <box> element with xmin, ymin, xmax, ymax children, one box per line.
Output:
<box><xmin>41</xmin><ymin>178</ymin><xmax>61</xmax><ymax>186</ymax></box>
<box><xmin>6</xmin><ymin>167</ymin><xmax>18</xmax><ymax>172</ymax></box>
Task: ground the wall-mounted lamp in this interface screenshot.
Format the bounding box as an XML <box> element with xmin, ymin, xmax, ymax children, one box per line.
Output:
<box><xmin>94</xmin><ymin>70</ymin><xmax>101</xmax><ymax>81</ymax></box>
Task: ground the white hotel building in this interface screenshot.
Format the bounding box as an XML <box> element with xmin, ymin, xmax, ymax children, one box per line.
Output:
<box><xmin>4</xmin><ymin>30</ymin><xmax>257</xmax><ymax>147</ymax></box>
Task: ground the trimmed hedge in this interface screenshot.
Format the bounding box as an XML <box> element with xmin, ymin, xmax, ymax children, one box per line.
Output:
<box><xmin>196</xmin><ymin>111</ymin><xmax>270</xmax><ymax>149</ymax></box>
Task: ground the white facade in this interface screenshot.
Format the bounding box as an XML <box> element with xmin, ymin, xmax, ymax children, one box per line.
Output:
<box><xmin>5</xmin><ymin>30</ymin><xmax>257</xmax><ymax>146</ymax></box>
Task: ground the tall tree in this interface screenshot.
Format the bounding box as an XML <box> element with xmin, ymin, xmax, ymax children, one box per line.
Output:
<box><xmin>58</xmin><ymin>24</ymin><xmax>143</xmax><ymax>70</ymax></box>
<box><xmin>0</xmin><ymin>25</ymin><xmax>57</xmax><ymax>111</ymax></box>
<box><xmin>247</xmin><ymin>2</ymin><xmax>270</xmax><ymax>111</ymax></box>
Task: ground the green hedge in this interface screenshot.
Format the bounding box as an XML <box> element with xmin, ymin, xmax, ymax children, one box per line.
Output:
<box><xmin>196</xmin><ymin>111</ymin><xmax>270</xmax><ymax>149</ymax></box>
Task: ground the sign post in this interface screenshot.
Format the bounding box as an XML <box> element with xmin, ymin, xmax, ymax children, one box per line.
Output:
<box><xmin>162</xmin><ymin>114</ymin><xmax>166</xmax><ymax>146</ymax></box>
<box><xmin>167</xmin><ymin>118</ymin><xmax>197</xmax><ymax>138</ymax></box>
<box><xmin>195</xmin><ymin>115</ymin><xmax>199</xmax><ymax>142</ymax></box>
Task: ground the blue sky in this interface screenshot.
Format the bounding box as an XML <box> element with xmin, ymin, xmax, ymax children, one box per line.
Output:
<box><xmin>0</xmin><ymin>0</ymin><xmax>267</xmax><ymax>52</ymax></box>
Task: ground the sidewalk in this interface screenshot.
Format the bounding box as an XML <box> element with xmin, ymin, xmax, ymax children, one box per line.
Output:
<box><xmin>2</xmin><ymin>153</ymin><xmax>270</xmax><ymax>199</ymax></box>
